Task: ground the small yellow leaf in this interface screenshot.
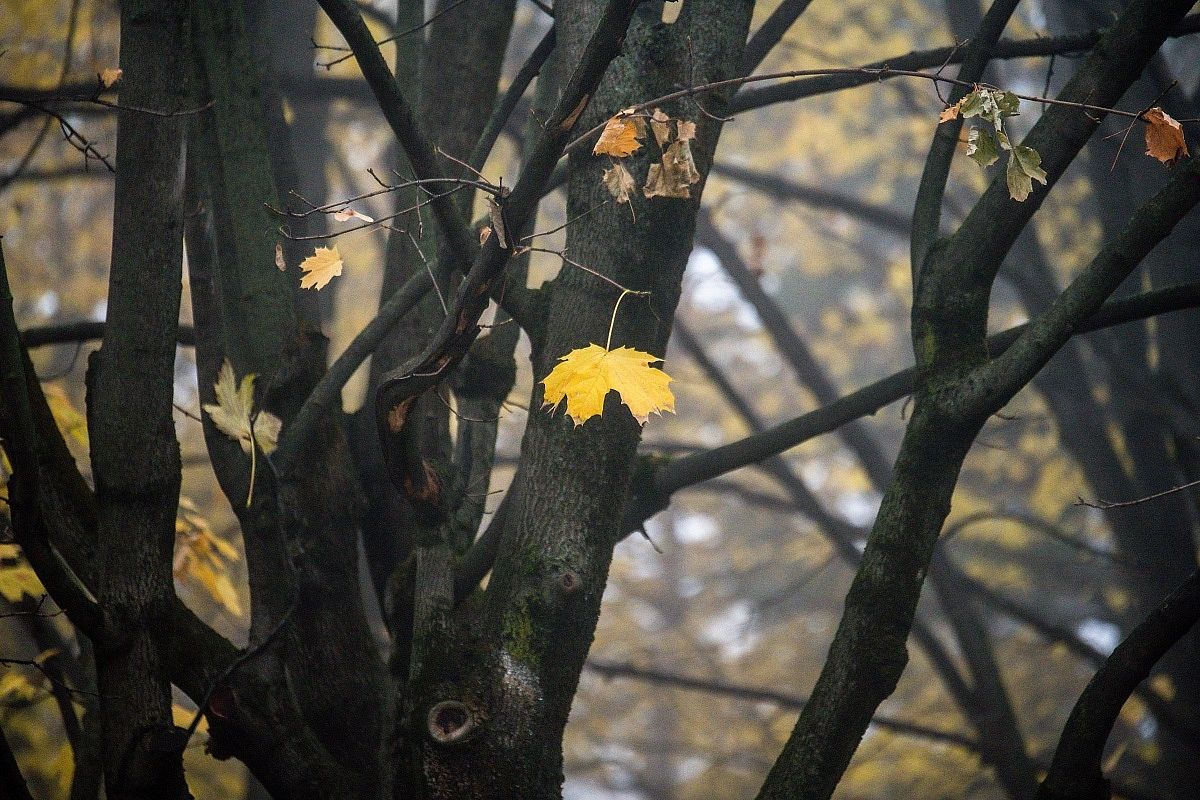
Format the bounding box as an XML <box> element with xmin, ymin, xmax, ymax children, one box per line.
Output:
<box><xmin>100</xmin><ymin>67</ymin><xmax>122</xmax><ymax>88</ymax></box>
<box><xmin>299</xmin><ymin>245</ymin><xmax>344</xmax><ymax>290</ymax></box>
<box><xmin>332</xmin><ymin>207</ymin><xmax>374</xmax><ymax>223</ymax></box>
<box><xmin>938</xmin><ymin>100</ymin><xmax>962</xmax><ymax>123</ymax></box>
<box><xmin>603</xmin><ymin>162</ymin><xmax>637</xmax><ymax>205</ymax></box>
<box><xmin>593</xmin><ymin>111</ymin><xmax>645</xmax><ymax>158</ymax></box>
<box><xmin>1144</xmin><ymin>107</ymin><xmax>1188</xmax><ymax>166</ymax></box>
<box><xmin>541</xmin><ymin>343</ymin><xmax>674</xmax><ymax>426</ymax></box>
<box><xmin>201</xmin><ymin>360</ymin><xmax>281</xmax><ymax>456</ymax></box>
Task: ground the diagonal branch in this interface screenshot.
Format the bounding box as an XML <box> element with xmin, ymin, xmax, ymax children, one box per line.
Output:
<box><xmin>740</xmin><ymin>0</ymin><xmax>817</xmax><ymax>74</ymax></box>
<box><xmin>316</xmin><ymin>0</ymin><xmax>477</xmax><ymax>269</ymax></box>
<box><xmin>648</xmin><ymin>278</ymin><xmax>1200</xmax><ymax>504</ymax></box>
<box><xmin>584</xmin><ymin>658</ymin><xmax>979</xmax><ymax>751</ymax></box>
<box><xmin>1038</xmin><ymin>569</ymin><xmax>1200</xmax><ymax>800</ymax></box>
<box><xmin>727</xmin><ymin>14</ymin><xmax>1200</xmax><ymax>114</ymax></box>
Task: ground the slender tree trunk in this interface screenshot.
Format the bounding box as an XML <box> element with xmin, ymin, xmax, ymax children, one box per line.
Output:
<box><xmin>89</xmin><ymin>2</ymin><xmax>191</xmax><ymax>796</ymax></box>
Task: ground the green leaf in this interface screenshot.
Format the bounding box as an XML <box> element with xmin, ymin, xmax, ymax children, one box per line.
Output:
<box><xmin>966</xmin><ymin>127</ymin><xmax>1000</xmax><ymax>168</ymax></box>
<box><xmin>957</xmin><ymin>89</ymin><xmax>987</xmax><ymax>120</ymax></box>
<box><xmin>1006</xmin><ymin>143</ymin><xmax>1047</xmax><ymax>202</ymax></box>
<box><xmin>995</xmin><ymin>90</ymin><xmax>1021</xmax><ymax>117</ymax></box>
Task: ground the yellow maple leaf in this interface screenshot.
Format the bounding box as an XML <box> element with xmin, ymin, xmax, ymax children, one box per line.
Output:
<box><xmin>100</xmin><ymin>67</ymin><xmax>122</xmax><ymax>88</ymax></box>
<box><xmin>593</xmin><ymin>110</ymin><xmax>645</xmax><ymax>158</ymax></box>
<box><xmin>541</xmin><ymin>344</ymin><xmax>674</xmax><ymax>426</ymax></box>
<box><xmin>299</xmin><ymin>245</ymin><xmax>344</xmax><ymax>290</ymax></box>
<box><xmin>1144</xmin><ymin>107</ymin><xmax>1188</xmax><ymax>166</ymax></box>
<box><xmin>201</xmin><ymin>360</ymin><xmax>281</xmax><ymax>456</ymax></box>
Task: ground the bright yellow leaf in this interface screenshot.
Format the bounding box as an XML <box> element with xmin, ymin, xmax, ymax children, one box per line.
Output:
<box><xmin>541</xmin><ymin>344</ymin><xmax>674</xmax><ymax>426</ymax></box>
<box><xmin>299</xmin><ymin>245</ymin><xmax>344</xmax><ymax>290</ymax></box>
<box><xmin>100</xmin><ymin>67</ymin><xmax>122</xmax><ymax>88</ymax></box>
<box><xmin>593</xmin><ymin>110</ymin><xmax>645</xmax><ymax>158</ymax></box>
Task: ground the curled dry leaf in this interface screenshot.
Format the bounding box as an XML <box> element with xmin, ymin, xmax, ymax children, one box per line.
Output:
<box><xmin>649</xmin><ymin>108</ymin><xmax>672</xmax><ymax>147</ymax></box>
<box><xmin>542</xmin><ymin>344</ymin><xmax>675</xmax><ymax>427</ymax></box>
<box><xmin>479</xmin><ymin>226</ymin><xmax>492</xmax><ymax>245</ymax></box>
<box><xmin>488</xmin><ymin>198</ymin><xmax>509</xmax><ymax>249</ymax></box>
<box><xmin>644</xmin><ymin>139</ymin><xmax>700</xmax><ymax>200</ymax></box>
<box><xmin>603</xmin><ymin>162</ymin><xmax>637</xmax><ymax>205</ymax></box>
<box><xmin>275</xmin><ymin>242</ymin><xmax>286</xmax><ymax>271</ymax></box>
<box><xmin>593</xmin><ymin>109</ymin><xmax>645</xmax><ymax>158</ymax></box>
<box><xmin>299</xmin><ymin>245</ymin><xmax>343</xmax><ymax>290</ymax></box>
<box><xmin>332</xmin><ymin>207</ymin><xmax>375</xmax><ymax>223</ymax></box>
<box><xmin>938</xmin><ymin>103</ymin><xmax>961</xmax><ymax>123</ymax></box>
<box><xmin>675</xmin><ymin>119</ymin><xmax>697</xmax><ymax>142</ymax></box>
<box><xmin>1144</xmin><ymin>107</ymin><xmax>1188</xmax><ymax>166</ymax></box>
<box><xmin>100</xmin><ymin>67</ymin><xmax>123</xmax><ymax>88</ymax></box>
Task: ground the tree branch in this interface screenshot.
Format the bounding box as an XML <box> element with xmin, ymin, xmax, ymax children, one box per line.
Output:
<box><xmin>971</xmin><ymin>155</ymin><xmax>1200</xmax><ymax>412</ymax></box>
<box><xmin>911</xmin><ymin>0</ymin><xmax>1020</xmax><ymax>270</ymax></box>
<box><xmin>584</xmin><ymin>658</ymin><xmax>980</xmax><ymax>751</ymax></box>
<box><xmin>0</xmin><ymin>244</ymin><xmax>102</xmax><ymax>638</ymax></box>
<box><xmin>468</xmin><ymin>24</ymin><xmax>557</xmax><ymax>174</ymax></box>
<box><xmin>740</xmin><ymin>0</ymin><xmax>817</xmax><ymax>74</ymax></box>
<box><xmin>710</xmin><ymin>162</ymin><xmax>912</xmax><ymax>235</ymax></box>
<box><xmin>726</xmin><ymin>14</ymin><xmax>1200</xmax><ymax>114</ymax></box>
<box><xmin>649</xmin><ymin>279</ymin><xmax>1200</xmax><ymax>502</ymax></box>
<box><xmin>1038</xmin><ymin>569</ymin><xmax>1200</xmax><ymax>800</ymax></box>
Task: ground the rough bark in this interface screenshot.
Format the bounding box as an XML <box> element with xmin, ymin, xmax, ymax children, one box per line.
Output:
<box><xmin>756</xmin><ymin>2</ymin><xmax>1198</xmax><ymax>798</ymax></box>
<box><xmin>88</xmin><ymin>2</ymin><xmax>191</xmax><ymax>796</ymax></box>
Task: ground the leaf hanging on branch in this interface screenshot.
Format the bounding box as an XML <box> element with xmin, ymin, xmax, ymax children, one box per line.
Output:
<box><xmin>541</xmin><ymin>344</ymin><xmax>674</xmax><ymax>427</ymax></box>
<box><xmin>644</xmin><ymin>139</ymin><xmax>700</xmax><ymax>199</ymax></box>
<box><xmin>593</xmin><ymin>109</ymin><xmax>646</xmax><ymax>158</ymax></box>
<box><xmin>1144</xmin><ymin>107</ymin><xmax>1188</xmax><ymax>166</ymax></box>
<box><xmin>332</xmin><ymin>207</ymin><xmax>374</xmax><ymax>223</ymax></box>
<box><xmin>603</xmin><ymin>162</ymin><xmax>638</xmax><ymax>206</ymax></box>
<box><xmin>942</xmin><ymin>86</ymin><xmax>1044</xmax><ymax>202</ymax></box>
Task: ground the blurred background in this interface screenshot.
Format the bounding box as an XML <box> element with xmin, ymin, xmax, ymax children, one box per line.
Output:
<box><xmin>3</xmin><ymin>1</ymin><xmax>1200</xmax><ymax>798</ymax></box>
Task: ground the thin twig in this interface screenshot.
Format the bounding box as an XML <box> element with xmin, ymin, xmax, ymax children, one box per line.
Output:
<box><xmin>564</xmin><ymin>66</ymin><xmax>1158</xmax><ymax>154</ymax></box>
<box><xmin>1077</xmin><ymin>476</ymin><xmax>1200</xmax><ymax>510</ymax></box>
